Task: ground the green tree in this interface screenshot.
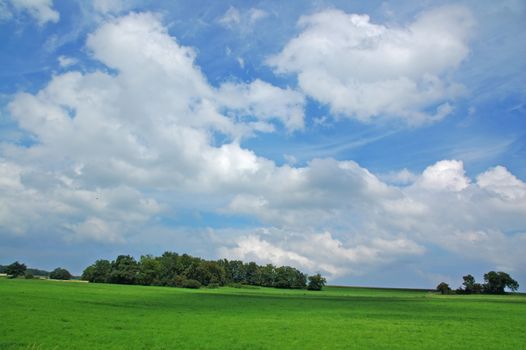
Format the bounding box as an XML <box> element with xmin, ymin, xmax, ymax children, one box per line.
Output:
<box><xmin>5</xmin><ymin>261</ymin><xmax>26</xmax><ymax>278</ymax></box>
<box><xmin>137</xmin><ymin>255</ymin><xmax>161</xmax><ymax>286</ymax></box>
<box><xmin>245</xmin><ymin>262</ymin><xmax>261</xmax><ymax>286</ymax></box>
<box><xmin>199</xmin><ymin>261</ymin><xmax>226</xmax><ymax>286</ymax></box>
<box><xmin>109</xmin><ymin>255</ymin><xmax>139</xmax><ymax>284</ymax></box>
<box><xmin>157</xmin><ymin>252</ymin><xmax>179</xmax><ymax>286</ymax></box>
<box><xmin>483</xmin><ymin>271</ymin><xmax>519</xmax><ymax>294</ymax></box>
<box><xmin>436</xmin><ymin>282</ymin><xmax>451</xmax><ymax>295</ymax></box>
<box><xmin>82</xmin><ymin>259</ymin><xmax>111</xmax><ymax>283</ymax></box>
<box><xmin>307</xmin><ymin>273</ymin><xmax>327</xmax><ymax>291</ymax></box>
<box><xmin>50</xmin><ymin>267</ymin><xmax>72</xmax><ymax>280</ymax></box>
<box><xmin>274</xmin><ymin>266</ymin><xmax>307</xmax><ymax>289</ymax></box>
<box><xmin>228</xmin><ymin>260</ymin><xmax>246</xmax><ymax>283</ymax></box>
<box><xmin>260</xmin><ymin>264</ymin><xmax>276</xmax><ymax>287</ymax></box>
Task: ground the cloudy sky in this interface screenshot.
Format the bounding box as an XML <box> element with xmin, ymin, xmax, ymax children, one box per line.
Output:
<box><xmin>0</xmin><ymin>0</ymin><xmax>525</xmax><ymax>290</ymax></box>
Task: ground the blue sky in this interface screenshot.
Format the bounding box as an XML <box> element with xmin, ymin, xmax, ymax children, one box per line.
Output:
<box><xmin>0</xmin><ymin>0</ymin><xmax>525</xmax><ymax>290</ymax></box>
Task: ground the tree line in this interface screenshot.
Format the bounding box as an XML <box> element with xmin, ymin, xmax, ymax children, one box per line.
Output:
<box><xmin>81</xmin><ymin>252</ymin><xmax>327</xmax><ymax>290</ymax></box>
<box><xmin>1</xmin><ymin>261</ymin><xmax>71</xmax><ymax>280</ymax></box>
<box><xmin>436</xmin><ymin>271</ymin><xmax>519</xmax><ymax>295</ymax></box>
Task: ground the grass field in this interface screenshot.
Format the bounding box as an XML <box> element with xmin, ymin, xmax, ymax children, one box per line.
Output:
<box><xmin>0</xmin><ymin>278</ymin><xmax>525</xmax><ymax>349</ymax></box>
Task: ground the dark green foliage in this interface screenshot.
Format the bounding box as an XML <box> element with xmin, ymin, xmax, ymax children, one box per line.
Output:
<box><xmin>5</xmin><ymin>261</ymin><xmax>26</xmax><ymax>278</ymax></box>
<box><xmin>24</xmin><ymin>273</ymin><xmax>34</xmax><ymax>279</ymax></box>
<box><xmin>137</xmin><ymin>255</ymin><xmax>161</xmax><ymax>286</ymax></box>
<box><xmin>436</xmin><ymin>282</ymin><xmax>451</xmax><ymax>295</ymax></box>
<box><xmin>1</xmin><ymin>264</ymin><xmax>49</xmax><ymax>277</ymax></box>
<box><xmin>109</xmin><ymin>255</ymin><xmax>139</xmax><ymax>285</ymax></box>
<box><xmin>308</xmin><ymin>273</ymin><xmax>327</xmax><ymax>291</ymax></box>
<box><xmin>82</xmin><ymin>259</ymin><xmax>111</xmax><ymax>283</ymax></box>
<box><xmin>182</xmin><ymin>279</ymin><xmax>202</xmax><ymax>289</ymax></box>
<box><xmin>25</xmin><ymin>268</ymin><xmax>50</xmax><ymax>277</ymax></box>
<box><xmin>274</xmin><ymin>266</ymin><xmax>307</xmax><ymax>289</ymax></box>
<box><xmin>454</xmin><ymin>271</ymin><xmax>519</xmax><ymax>295</ymax></box>
<box><xmin>459</xmin><ymin>274</ymin><xmax>482</xmax><ymax>294</ymax></box>
<box><xmin>259</xmin><ymin>264</ymin><xmax>276</xmax><ymax>287</ymax></box>
<box><xmin>227</xmin><ymin>260</ymin><xmax>246</xmax><ymax>283</ymax></box>
<box><xmin>82</xmin><ymin>252</ymin><xmax>319</xmax><ymax>291</ymax></box>
<box><xmin>483</xmin><ymin>271</ymin><xmax>519</xmax><ymax>294</ymax></box>
<box><xmin>49</xmin><ymin>268</ymin><xmax>72</xmax><ymax>280</ymax></box>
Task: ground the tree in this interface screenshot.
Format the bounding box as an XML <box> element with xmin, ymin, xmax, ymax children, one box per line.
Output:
<box><xmin>260</xmin><ymin>264</ymin><xmax>276</xmax><ymax>287</ymax></box>
<box><xmin>228</xmin><ymin>260</ymin><xmax>246</xmax><ymax>284</ymax></box>
<box><xmin>82</xmin><ymin>259</ymin><xmax>111</xmax><ymax>283</ymax></box>
<box><xmin>49</xmin><ymin>267</ymin><xmax>72</xmax><ymax>280</ymax></box>
<box><xmin>137</xmin><ymin>255</ymin><xmax>161</xmax><ymax>286</ymax></box>
<box><xmin>436</xmin><ymin>282</ymin><xmax>451</xmax><ymax>295</ymax></box>
<box><xmin>483</xmin><ymin>271</ymin><xmax>519</xmax><ymax>294</ymax></box>
<box><xmin>5</xmin><ymin>261</ymin><xmax>26</xmax><ymax>278</ymax></box>
<box><xmin>459</xmin><ymin>274</ymin><xmax>482</xmax><ymax>294</ymax></box>
<box><xmin>245</xmin><ymin>262</ymin><xmax>261</xmax><ymax>286</ymax></box>
<box><xmin>274</xmin><ymin>266</ymin><xmax>307</xmax><ymax>289</ymax></box>
<box><xmin>109</xmin><ymin>255</ymin><xmax>139</xmax><ymax>284</ymax></box>
<box><xmin>307</xmin><ymin>274</ymin><xmax>327</xmax><ymax>291</ymax></box>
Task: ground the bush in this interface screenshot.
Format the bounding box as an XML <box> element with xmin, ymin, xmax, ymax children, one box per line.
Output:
<box><xmin>49</xmin><ymin>268</ymin><xmax>72</xmax><ymax>280</ymax></box>
<box><xmin>182</xmin><ymin>279</ymin><xmax>201</xmax><ymax>289</ymax></box>
<box><xmin>436</xmin><ymin>282</ymin><xmax>451</xmax><ymax>295</ymax></box>
<box><xmin>25</xmin><ymin>273</ymin><xmax>34</xmax><ymax>279</ymax></box>
<box><xmin>307</xmin><ymin>274</ymin><xmax>327</xmax><ymax>291</ymax></box>
<box><xmin>207</xmin><ymin>283</ymin><xmax>220</xmax><ymax>289</ymax></box>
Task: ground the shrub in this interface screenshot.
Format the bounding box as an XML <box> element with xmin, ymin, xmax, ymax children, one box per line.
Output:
<box><xmin>207</xmin><ymin>283</ymin><xmax>220</xmax><ymax>289</ymax></box>
<box><xmin>50</xmin><ymin>268</ymin><xmax>72</xmax><ymax>280</ymax></box>
<box><xmin>182</xmin><ymin>279</ymin><xmax>201</xmax><ymax>289</ymax></box>
<box><xmin>25</xmin><ymin>273</ymin><xmax>34</xmax><ymax>279</ymax></box>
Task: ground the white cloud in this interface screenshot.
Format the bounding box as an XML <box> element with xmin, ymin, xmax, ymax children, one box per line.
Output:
<box><xmin>217</xmin><ymin>79</ymin><xmax>305</xmax><ymax>132</ymax></box>
<box><xmin>10</xmin><ymin>0</ymin><xmax>59</xmax><ymax>25</ymax></box>
<box><xmin>1</xmin><ymin>11</ymin><xmax>524</xmax><ymax>282</ymax></box>
<box><xmin>93</xmin><ymin>0</ymin><xmax>125</xmax><ymax>14</ymax></box>
<box><xmin>477</xmin><ymin>166</ymin><xmax>526</xmax><ymax>201</ymax></box>
<box><xmin>414</xmin><ymin>160</ymin><xmax>470</xmax><ymax>192</ymax></box>
<box><xmin>268</xmin><ymin>6</ymin><xmax>474</xmax><ymax>125</ymax></box>
<box><xmin>58</xmin><ymin>55</ymin><xmax>77</xmax><ymax>68</ymax></box>
<box><xmin>221</xmin><ymin>230</ymin><xmax>425</xmax><ymax>278</ymax></box>
<box><xmin>219</xmin><ymin>6</ymin><xmax>268</xmax><ymax>31</ymax></box>
<box><xmin>380</xmin><ymin>168</ymin><xmax>418</xmax><ymax>186</ymax></box>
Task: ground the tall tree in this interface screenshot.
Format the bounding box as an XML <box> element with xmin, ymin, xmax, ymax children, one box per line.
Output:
<box><xmin>483</xmin><ymin>271</ymin><xmax>519</xmax><ymax>294</ymax></box>
<box><xmin>137</xmin><ymin>255</ymin><xmax>161</xmax><ymax>286</ymax></box>
<box><xmin>5</xmin><ymin>261</ymin><xmax>26</xmax><ymax>278</ymax></box>
<box><xmin>307</xmin><ymin>274</ymin><xmax>327</xmax><ymax>291</ymax></box>
<box><xmin>110</xmin><ymin>255</ymin><xmax>139</xmax><ymax>284</ymax></box>
<box><xmin>82</xmin><ymin>259</ymin><xmax>111</xmax><ymax>283</ymax></box>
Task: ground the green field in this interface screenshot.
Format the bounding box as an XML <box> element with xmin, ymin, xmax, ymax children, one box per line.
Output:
<box><xmin>1</xmin><ymin>278</ymin><xmax>525</xmax><ymax>349</ymax></box>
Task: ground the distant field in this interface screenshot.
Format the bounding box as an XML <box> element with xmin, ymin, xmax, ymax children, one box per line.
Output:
<box><xmin>1</xmin><ymin>279</ymin><xmax>525</xmax><ymax>349</ymax></box>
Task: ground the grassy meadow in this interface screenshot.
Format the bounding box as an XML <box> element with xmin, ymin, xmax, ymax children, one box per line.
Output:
<box><xmin>0</xmin><ymin>278</ymin><xmax>525</xmax><ymax>349</ymax></box>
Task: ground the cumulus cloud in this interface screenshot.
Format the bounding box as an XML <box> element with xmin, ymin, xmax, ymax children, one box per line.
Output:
<box><xmin>221</xmin><ymin>159</ymin><xmax>526</xmax><ymax>278</ymax></box>
<box><xmin>10</xmin><ymin>0</ymin><xmax>59</xmax><ymax>25</ymax></box>
<box><xmin>268</xmin><ymin>5</ymin><xmax>474</xmax><ymax>125</ymax></box>
<box><xmin>1</xmin><ymin>12</ymin><xmax>303</xmax><ymax>242</ymax></box>
<box><xmin>1</xmin><ymin>11</ymin><xmax>524</xmax><ymax>283</ymax></box>
<box><xmin>221</xmin><ymin>230</ymin><xmax>425</xmax><ymax>277</ymax></box>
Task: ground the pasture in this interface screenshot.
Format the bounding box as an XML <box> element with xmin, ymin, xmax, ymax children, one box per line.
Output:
<box><xmin>0</xmin><ymin>278</ymin><xmax>524</xmax><ymax>349</ymax></box>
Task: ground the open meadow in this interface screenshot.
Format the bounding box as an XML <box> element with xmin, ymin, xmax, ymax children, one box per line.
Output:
<box><xmin>1</xmin><ymin>278</ymin><xmax>525</xmax><ymax>349</ymax></box>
